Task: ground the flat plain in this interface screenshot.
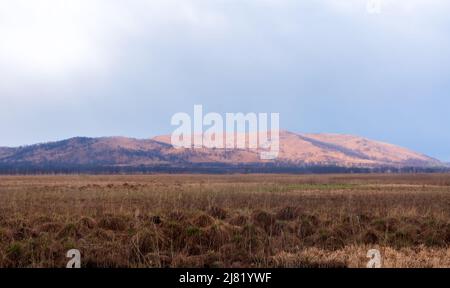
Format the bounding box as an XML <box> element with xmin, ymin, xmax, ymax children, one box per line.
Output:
<box><xmin>0</xmin><ymin>174</ymin><xmax>449</xmax><ymax>268</ymax></box>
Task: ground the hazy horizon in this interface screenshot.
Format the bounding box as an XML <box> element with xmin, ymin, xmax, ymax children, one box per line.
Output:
<box><xmin>1</xmin><ymin>0</ymin><xmax>449</xmax><ymax>161</ymax></box>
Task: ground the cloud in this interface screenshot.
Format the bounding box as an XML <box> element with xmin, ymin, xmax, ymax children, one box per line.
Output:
<box><xmin>1</xmin><ymin>0</ymin><xmax>445</xmax><ymax>87</ymax></box>
<box><xmin>0</xmin><ymin>1</ymin><xmax>98</xmax><ymax>76</ymax></box>
<box><xmin>0</xmin><ymin>0</ymin><xmax>233</xmax><ymax>99</ymax></box>
<box><xmin>0</xmin><ymin>0</ymin><xmax>449</xmax><ymax>160</ymax></box>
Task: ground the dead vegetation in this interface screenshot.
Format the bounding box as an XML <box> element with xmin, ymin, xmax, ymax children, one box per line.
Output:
<box><xmin>0</xmin><ymin>174</ymin><xmax>449</xmax><ymax>268</ymax></box>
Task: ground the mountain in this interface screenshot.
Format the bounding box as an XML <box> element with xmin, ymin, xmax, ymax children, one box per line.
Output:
<box><xmin>153</xmin><ymin>131</ymin><xmax>442</xmax><ymax>168</ymax></box>
<box><xmin>0</xmin><ymin>131</ymin><xmax>444</xmax><ymax>173</ymax></box>
<box><xmin>0</xmin><ymin>147</ymin><xmax>15</xmax><ymax>158</ymax></box>
<box><xmin>0</xmin><ymin>137</ymin><xmax>171</xmax><ymax>166</ymax></box>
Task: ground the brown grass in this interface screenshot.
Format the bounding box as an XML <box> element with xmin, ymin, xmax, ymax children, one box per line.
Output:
<box><xmin>0</xmin><ymin>174</ymin><xmax>449</xmax><ymax>268</ymax></box>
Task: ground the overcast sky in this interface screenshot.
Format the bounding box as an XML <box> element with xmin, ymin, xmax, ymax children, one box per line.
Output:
<box><xmin>0</xmin><ymin>0</ymin><xmax>449</xmax><ymax>161</ymax></box>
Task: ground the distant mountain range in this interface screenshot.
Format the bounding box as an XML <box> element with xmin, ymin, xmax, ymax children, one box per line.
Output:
<box><xmin>0</xmin><ymin>131</ymin><xmax>446</xmax><ymax>174</ymax></box>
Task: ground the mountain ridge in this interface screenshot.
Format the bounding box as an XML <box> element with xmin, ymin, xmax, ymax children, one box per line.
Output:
<box><xmin>0</xmin><ymin>131</ymin><xmax>444</xmax><ymax>173</ymax></box>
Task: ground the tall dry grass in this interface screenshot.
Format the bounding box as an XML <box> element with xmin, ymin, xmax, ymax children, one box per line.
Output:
<box><xmin>0</xmin><ymin>174</ymin><xmax>448</xmax><ymax>267</ymax></box>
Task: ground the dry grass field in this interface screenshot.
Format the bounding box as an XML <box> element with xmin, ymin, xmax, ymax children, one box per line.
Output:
<box><xmin>0</xmin><ymin>174</ymin><xmax>449</xmax><ymax>268</ymax></box>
